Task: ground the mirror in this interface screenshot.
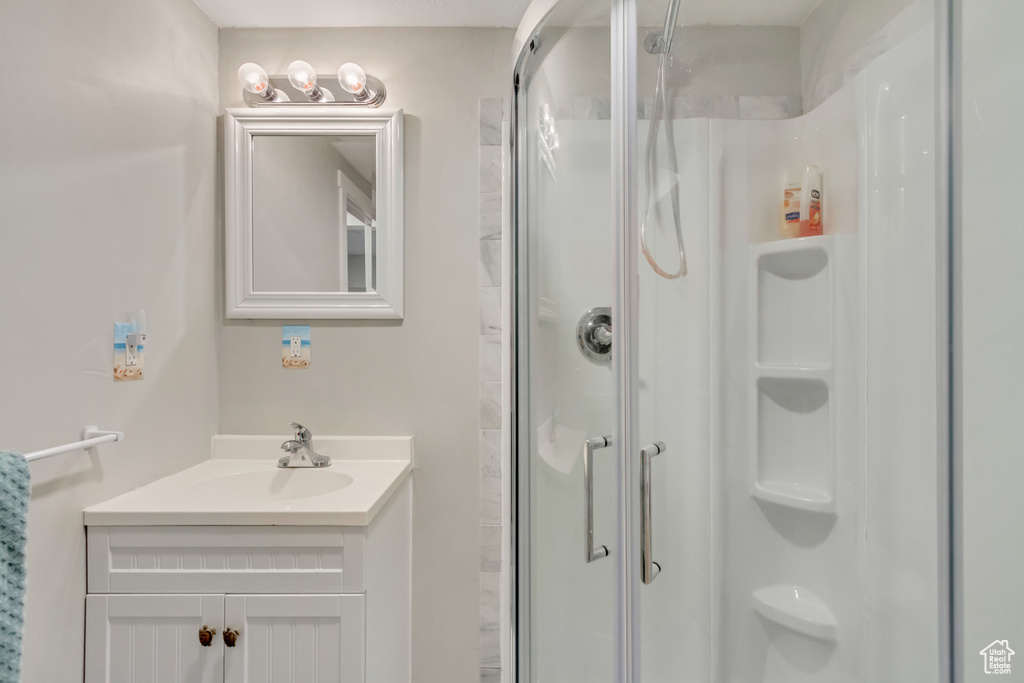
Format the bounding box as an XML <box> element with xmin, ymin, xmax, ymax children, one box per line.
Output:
<box><xmin>225</xmin><ymin>108</ymin><xmax>403</xmax><ymax>318</ymax></box>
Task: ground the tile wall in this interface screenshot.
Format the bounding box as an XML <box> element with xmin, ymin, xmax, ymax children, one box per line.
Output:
<box><xmin>478</xmin><ymin>97</ymin><xmax>505</xmax><ymax>683</ymax></box>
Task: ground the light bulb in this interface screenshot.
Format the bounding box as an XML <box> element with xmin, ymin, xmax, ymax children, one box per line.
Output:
<box><xmin>337</xmin><ymin>62</ymin><xmax>368</xmax><ymax>97</ymax></box>
<box><xmin>287</xmin><ymin>60</ymin><xmax>318</xmax><ymax>94</ymax></box>
<box><xmin>237</xmin><ymin>62</ymin><xmax>271</xmax><ymax>95</ymax></box>
<box><xmin>286</xmin><ymin>60</ymin><xmax>334</xmax><ymax>102</ymax></box>
<box><xmin>237</xmin><ymin>62</ymin><xmax>289</xmax><ymax>105</ymax></box>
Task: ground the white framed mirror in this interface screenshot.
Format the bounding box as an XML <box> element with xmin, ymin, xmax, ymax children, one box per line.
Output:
<box><xmin>224</xmin><ymin>107</ymin><xmax>403</xmax><ymax>319</ymax></box>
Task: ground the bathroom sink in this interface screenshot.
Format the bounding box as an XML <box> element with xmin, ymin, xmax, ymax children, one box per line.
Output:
<box><xmin>183</xmin><ymin>468</ymin><xmax>355</xmax><ymax>503</ymax></box>
<box><xmin>83</xmin><ymin>435</ymin><xmax>413</xmax><ymax>526</ymax></box>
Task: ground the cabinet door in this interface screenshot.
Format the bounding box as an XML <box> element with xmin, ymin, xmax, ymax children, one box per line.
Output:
<box><xmin>223</xmin><ymin>594</ymin><xmax>365</xmax><ymax>683</ymax></box>
<box><xmin>85</xmin><ymin>594</ymin><xmax>224</xmax><ymax>683</ymax></box>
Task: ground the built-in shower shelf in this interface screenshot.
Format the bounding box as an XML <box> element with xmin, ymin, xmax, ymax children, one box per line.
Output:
<box><xmin>752</xmin><ymin>585</ymin><xmax>838</xmax><ymax>641</ymax></box>
<box><xmin>753</xmin><ymin>234</ymin><xmax>837</xmax><ymax>257</ymax></box>
<box><xmin>752</xmin><ymin>235</ymin><xmax>839</xmax><ymax>368</ymax></box>
<box><xmin>754</xmin><ymin>364</ymin><xmax>831</xmax><ymax>381</ymax></box>
<box><xmin>752</xmin><ymin>481</ymin><xmax>835</xmax><ymax>514</ymax></box>
<box><xmin>749</xmin><ymin>234</ymin><xmax>850</xmax><ymax>521</ymax></box>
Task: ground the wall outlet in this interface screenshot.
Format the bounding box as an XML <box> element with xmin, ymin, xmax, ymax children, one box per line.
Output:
<box><xmin>125</xmin><ymin>333</ymin><xmax>146</xmax><ymax>366</ymax></box>
<box><xmin>114</xmin><ymin>323</ymin><xmax>145</xmax><ymax>381</ymax></box>
<box><xmin>282</xmin><ymin>325</ymin><xmax>310</xmax><ymax>369</ymax></box>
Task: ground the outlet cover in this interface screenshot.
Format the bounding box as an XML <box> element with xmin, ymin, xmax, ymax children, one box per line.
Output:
<box><xmin>283</xmin><ymin>325</ymin><xmax>310</xmax><ymax>368</ymax></box>
<box><xmin>114</xmin><ymin>322</ymin><xmax>144</xmax><ymax>381</ymax></box>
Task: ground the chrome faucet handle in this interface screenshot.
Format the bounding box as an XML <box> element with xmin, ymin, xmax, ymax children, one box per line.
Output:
<box><xmin>287</xmin><ymin>422</ymin><xmax>312</xmax><ymax>446</ymax></box>
<box><xmin>277</xmin><ymin>438</ymin><xmax>331</xmax><ymax>468</ymax></box>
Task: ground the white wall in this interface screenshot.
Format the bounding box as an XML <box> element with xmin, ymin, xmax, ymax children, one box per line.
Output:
<box><xmin>960</xmin><ymin>2</ymin><xmax>1024</xmax><ymax>680</ymax></box>
<box><xmin>218</xmin><ymin>28</ymin><xmax>512</xmax><ymax>682</ymax></box>
<box><xmin>0</xmin><ymin>0</ymin><xmax>220</xmax><ymax>680</ymax></box>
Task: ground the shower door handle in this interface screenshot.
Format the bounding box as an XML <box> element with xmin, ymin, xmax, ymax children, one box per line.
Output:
<box><xmin>584</xmin><ymin>435</ymin><xmax>612</xmax><ymax>562</ymax></box>
<box><xmin>640</xmin><ymin>441</ymin><xmax>665</xmax><ymax>584</ymax></box>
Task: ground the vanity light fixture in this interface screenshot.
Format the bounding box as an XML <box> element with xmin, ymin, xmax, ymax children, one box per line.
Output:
<box><xmin>237</xmin><ymin>62</ymin><xmax>290</xmax><ymax>103</ymax></box>
<box><xmin>238</xmin><ymin>60</ymin><xmax>387</xmax><ymax>107</ymax></box>
<box><xmin>287</xmin><ymin>60</ymin><xmax>334</xmax><ymax>102</ymax></box>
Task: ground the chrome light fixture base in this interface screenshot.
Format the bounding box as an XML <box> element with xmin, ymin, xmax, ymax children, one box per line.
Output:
<box><xmin>243</xmin><ymin>74</ymin><xmax>387</xmax><ymax>108</ymax></box>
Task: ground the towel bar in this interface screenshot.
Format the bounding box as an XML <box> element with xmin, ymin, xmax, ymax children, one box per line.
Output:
<box><xmin>24</xmin><ymin>426</ymin><xmax>123</xmax><ymax>462</ymax></box>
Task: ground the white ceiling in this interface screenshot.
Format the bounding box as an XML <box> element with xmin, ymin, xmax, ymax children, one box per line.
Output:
<box><xmin>192</xmin><ymin>0</ymin><xmax>534</xmax><ymax>28</ymax></box>
<box><xmin>195</xmin><ymin>0</ymin><xmax>823</xmax><ymax>29</ymax></box>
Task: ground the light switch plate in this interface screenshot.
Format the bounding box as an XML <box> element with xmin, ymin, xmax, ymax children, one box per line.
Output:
<box><xmin>282</xmin><ymin>325</ymin><xmax>310</xmax><ymax>369</ymax></box>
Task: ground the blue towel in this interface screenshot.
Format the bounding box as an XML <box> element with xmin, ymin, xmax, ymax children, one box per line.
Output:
<box><xmin>0</xmin><ymin>452</ymin><xmax>28</xmax><ymax>682</ymax></box>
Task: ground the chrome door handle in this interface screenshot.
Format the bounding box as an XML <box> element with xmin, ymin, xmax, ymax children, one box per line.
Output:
<box><xmin>641</xmin><ymin>441</ymin><xmax>665</xmax><ymax>584</ymax></box>
<box><xmin>584</xmin><ymin>435</ymin><xmax>612</xmax><ymax>562</ymax></box>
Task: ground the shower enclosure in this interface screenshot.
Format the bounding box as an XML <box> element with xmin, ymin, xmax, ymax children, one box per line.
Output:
<box><xmin>511</xmin><ymin>0</ymin><xmax>950</xmax><ymax>680</ymax></box>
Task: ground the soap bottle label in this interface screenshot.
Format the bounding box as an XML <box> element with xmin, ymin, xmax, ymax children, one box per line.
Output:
<box><xmin>780</xmin><ymin>183</ymin><xmax>801</xmax><ymax>238</ymax></box>
<box><xmin>798</xmin><ymin>165</ymin><xmax>824</xmax><ymax>237</ymax></box>
<box><xmin>802</xmin><ymin>188</ymin><xmax>822</xmax><ymax>237</ymax></box>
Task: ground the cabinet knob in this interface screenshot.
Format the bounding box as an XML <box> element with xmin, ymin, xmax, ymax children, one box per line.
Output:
<box><xmin>223</xmin><ymin>627</ymin><xmax>240</xmax><ymax>648</ymax></box>
<box><xmin>198</xmin><ymin>625</ymin><xmax>217</xmax><ymax>647</ymax></box>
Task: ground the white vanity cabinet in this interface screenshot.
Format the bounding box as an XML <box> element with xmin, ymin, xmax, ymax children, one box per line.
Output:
<box><xmin>86</xmin><ymin>594</ymin><xmax>225</xmax><ymax>683</ymax></box>
<box><xmin>86</xmin><ymin>593</ymin><xmax>365</xmax><ymax>683</ymax></box>
<box><xmin>222</xmin><ymin>594</ymin><xmax>365</xmax><ymax>683</ymax></box>
<box><xmin>84</xmin><ymin>475</ymin><xmax>411</xmax><ymax>683</ymax></box>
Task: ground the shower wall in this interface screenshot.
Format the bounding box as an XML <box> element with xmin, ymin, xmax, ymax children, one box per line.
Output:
<box><xmin>800</xmin><ymin>0</ymin><xmax>933</xmax><ymax>111</ymax></box>
<box><xmin>710</xmin><ymin>13</ymin><xmax>938</xmax><ymax>683</ymax></box>
<box><xmin>630</xmin><ymin>2</ymin><xmax>939</xmax><ymax>680</ymax></box>
<box><xmin>800</xmin><ymin>0</ymin><xmax>918</xmax><ymax>107</ymax></box>
<box><xmin>636</xmin><ymin>117</ymin><xmax>713</xmax><ymax>682</ymax></box>
<box><xmin>637</xmin><ymin>26</ymin><xmax>802</xmax><ymax>118</ymax></box>
<box><xmin>712</xmin><ymin>84</ymin><xmax>860</xmax><ymax>681</ymax></box>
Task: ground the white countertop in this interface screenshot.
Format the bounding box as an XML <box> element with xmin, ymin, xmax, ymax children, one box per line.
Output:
<box><xmin>83</xmin><ymin>435</ymin><xmax>413</xmax><ymax>527</ymax></box>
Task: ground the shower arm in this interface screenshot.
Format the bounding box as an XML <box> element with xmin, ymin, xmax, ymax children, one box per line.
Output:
<box><xmin>646</xmin><ymin>0</ymin><xmax>682</xmax><ymax>54</ymax></box>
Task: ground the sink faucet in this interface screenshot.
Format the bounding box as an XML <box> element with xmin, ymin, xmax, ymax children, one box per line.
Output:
<box><xmin>279</xmin><ymin>422</ymin><xmax>331</xmax><ymax>468</ymax></box>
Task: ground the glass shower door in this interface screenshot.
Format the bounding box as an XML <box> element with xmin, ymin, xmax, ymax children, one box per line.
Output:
<box><xmin>516</xmin><ymin>0</ymin><xmax>949</xmax><ymax>681</ymax></box>
<box><xmin>515</xmin><ymin>2</ymin><xmax>622</xmax><ymax>680</ymax></box>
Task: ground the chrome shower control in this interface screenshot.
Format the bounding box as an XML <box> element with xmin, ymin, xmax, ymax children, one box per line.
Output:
<box><xmin>577</xmin><ymin>307</ymin><xmax>612</xmax><ymax>365</ymax></box>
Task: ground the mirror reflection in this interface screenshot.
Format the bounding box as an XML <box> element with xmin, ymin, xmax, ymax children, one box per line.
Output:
<box><xmin>251</xmin><ymin>134</ymin><xmax>377</xmax><ymax>293</ymax></box>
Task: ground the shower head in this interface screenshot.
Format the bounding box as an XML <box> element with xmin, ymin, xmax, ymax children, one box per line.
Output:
<box><xmin>645</xmin><ymin>0</ymin><xmax>682</xmax><ymax>54</ymax></box>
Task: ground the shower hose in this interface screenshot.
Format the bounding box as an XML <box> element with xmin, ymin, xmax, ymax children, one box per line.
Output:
<box><xmin>640</xmin><ymin>49</ymin><xmax>688</xmax><ymax>280</ymax></box>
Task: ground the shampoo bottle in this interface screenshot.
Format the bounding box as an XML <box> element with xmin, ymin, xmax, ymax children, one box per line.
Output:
<box><xmin>779</xmin><ymin>177</ymin><xmax>801</xmax><ymax>238</ymax></box>
<box><xmin>799</xmin><ymin>165</ymin><xmax>823</xmax><ymax>237</ymax></box>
